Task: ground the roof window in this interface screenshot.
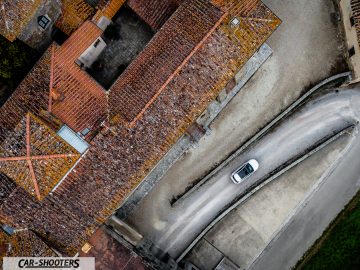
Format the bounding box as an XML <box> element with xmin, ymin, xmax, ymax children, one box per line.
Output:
<box><xmin>38</xmin><ymin>15</ymin><xmax>51</xmax><ymax>30</ymax></box>
<box><xmin>230</xmin><ymin>17</ymin><xmax>240</xmax><ymax>27</ymax></box>
<box><xmin>57</xmin><ymin>125</ymin><xmax>90</xmax><ymax>154</ymax></box>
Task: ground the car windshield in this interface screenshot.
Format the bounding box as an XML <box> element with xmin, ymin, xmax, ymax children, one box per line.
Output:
<box><xmin>237</xmin><ymin>163</ymin><xmax>254</xmax><ymax>179</ymax></box>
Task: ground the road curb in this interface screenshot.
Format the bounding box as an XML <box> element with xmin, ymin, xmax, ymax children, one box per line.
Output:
<box><xmin>176</xmin><ymin>125</ymin><xmax>355</xmax><ymax>263</ymax></box>
<box><xmin>175</xmin><ymin>72</ymin><xmax>352</xmax><ymax>262</ymax></box>
<box><xmin>173</xmin><ymin>72</ymin><xmax>352</xmax><ymax>207</ymax></box>
<box><xmin>247</xmin><ymin>127</ymin><xmax>359</xmax><ymax>270</ymax></box>
<box><xmin>116</xmin><ymin>43</ymin><xmax>274</xmax><ymax>219</ymax></box>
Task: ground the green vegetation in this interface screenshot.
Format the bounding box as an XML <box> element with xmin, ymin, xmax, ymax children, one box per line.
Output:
<box><xmin>296</xmin><ymin>191</ymin><xmax>360</xmax><ymax>270</ymax></box>
<box><xmin>0</xmin><ymin>35</ymin><xmax>39</xmax><ymax>105</ymax></box>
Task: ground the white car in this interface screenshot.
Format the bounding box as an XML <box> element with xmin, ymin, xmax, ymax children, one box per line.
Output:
<box><xmin>231</xmin><ymin>159</ymin><xmax>259</xmax><ymax>184</ymax></box>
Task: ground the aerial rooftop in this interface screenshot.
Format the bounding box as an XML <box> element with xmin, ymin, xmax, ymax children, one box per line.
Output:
<box><xmin>0</xmin><ymin>229</ymin><xmax>56</xmax><ymax>258</ymax></box>
<box><xmin>0</xmin><ymin>0</ymin><xmax>280</xmax><ymax>256</ymax></box>
<box><xmin>127</xmin><ymin>0</ymin><xmax>185</xmax><ymax>30</ymax></box>
<box><xmin>0</xmin><ymin>0</ymin><xmax>43</xmax><ymax>41</ymax></box>
<box><xmin>0</xmin><ymin>113</ymin><xmax>80</xmax><ymax>200</ymax></box>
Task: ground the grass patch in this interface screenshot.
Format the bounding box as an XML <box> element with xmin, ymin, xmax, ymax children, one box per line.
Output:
<box><xmin>295</xmin><ymin>190</ymin><xmax>360</xmax><ymax>270</ymax></box>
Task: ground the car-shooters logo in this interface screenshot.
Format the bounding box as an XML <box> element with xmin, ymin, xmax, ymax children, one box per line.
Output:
<box><xmin>3</xmin><ymin>257</ymin><xmax>95</xmax><ymax>270</ymax></box>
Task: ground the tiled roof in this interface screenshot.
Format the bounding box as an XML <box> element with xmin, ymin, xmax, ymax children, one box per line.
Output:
<box><xmin>0</xmin><ymin>229</ymin><xmax>56</xmax><ymax>260</ymax></box>
<box><xmin>0</xmin><ymin>0</ymin><xmax>280</xmax><ymax>256</ymax></box>
<box><xmin>351</xmin><ymin>0</ymin><xmax>360</xmax><ymax>46</ymax></box>
<box><xmin>0</xmin><ymin>0</ymin><xmax>43</xmax><ymax>41</ymax></box>
<box><xmin>55</xmin><ymin>0</ymin><xmax>95</xmax><ymax>36</ymax></box>
<box><xmin>109</xmin><ymin>0</ymin><xmax>224</xmax><ymax>125</ymax></box>
<box><xmin>0</xmin><ymin>173</ymin><xmax>17</xmax><ymax>204</ymax></box>
<box><xmin>0</xmin><ymin>186</ymin><xmax>98</xmax><ymax>254</ymax></box>
<box><xmin>80</xmin><ymin>228</ymin><xmax>152</xmax><ymax>270</ymax></box>
<box><xmin>127</xmin><ymin>0</ymin><xmax>185</xmax><ymax>31</ymax></box>
<box><xmin>92</xmin><ymin>0</ymin><xmax>126</xmax><ymax>22</ymax></box>
<box><xmin>0</xmin><ymin>113</ymin><xmax>80</xmax><ymax>200</ymax></box>
<box><xmin>0</xmin><ymin>21</ymin><xmax>107</xmax><ymax>136</ymax></box>
<box><xmin>50</xmin><ymin>21</ymin><xmax>107</xmax><ymax>133</ymax></box>
<box><xmin>0</xmin><ymin>49</ymin><xmax>52</xmax><ymax>144</ymax></box>
<box><xmin>109</xmin><ymin>0</ymin><xmax>280</xmax><ymax>127</ymax></box>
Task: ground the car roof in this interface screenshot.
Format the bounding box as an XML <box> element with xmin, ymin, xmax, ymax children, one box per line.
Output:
<box><xmin>248</xmin><ymin>159</ymin><xmax>259</xmax><ymax>171</ymax></box>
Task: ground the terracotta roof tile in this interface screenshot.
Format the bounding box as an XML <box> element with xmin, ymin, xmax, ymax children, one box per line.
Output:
<box><xmin>109</xmin><ymin>0</ymin><xmax>224</xmax><ymax>125</ymax></box>
<box><xmin>127</xmin><ymin>0</ymin><xmax>185</xmax><ymax>31</ymax></box>
<box><xmin>0</xmin><ymin>50</ymin><xmax>51</xmax><ymax>143</ymax></box>
<box><xmin>0</xmin><ymin>21</ymin><xmax>107</xmax><ymax>137</ymax></box>
<box><xmin>50</xmin><ymin>21</ymin><xmax>107</xmax><ymax>133</ymax></box>
<box><xmin>0</xmin><ymin>113</ymin><xmax>80</xmax><ymax>200</ymax></box>
<box><xmin>0</xmin><ymin>186</ymin><xmax>98</xmax><ymax>254</ymax></box>
<box><xmin>80</xmin><ymin>228</ymin><xmax>152</xmax><ymax>270</ymax></box>
<box><xmin>92</xmin><ymin>0</ymin><xmax>126</xmax><ymax>22</ymax></box>
<box><xmin>55</xmin><ymin>0</ymin><xmax>95</xmax><ymax>36</ymax></box>
<box><xmin>0</xmin><ymin>0</ymin><xmax>280</xmax><ymax>256</ymax></box>
<box><xmin>0</xmin><ymin>173</ymin><xmax>17</xmax><ymax>204</ymax></box>
<box><xmin>0</xmin><ymin>0</ymin><xmax>43</xmax><ymax>41</ymax></box>
<box><xmin>0</xmin><ymin>229</ymin><xmax>56</xmax><ymax>260</ymax></box>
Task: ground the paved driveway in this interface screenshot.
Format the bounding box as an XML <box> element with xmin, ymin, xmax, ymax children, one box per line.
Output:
<box><xmin>248</xmin><ymin>108</ymin><xmax>360</xmax><ymax>269</ymax></box>
<box><xmin>127</xmin><ymin>0</ymin><xmax>347</xmax><ymax>243</ymax></box>
<box><xmin>137</xmin><ymin>89</ymin><xmax>360</xmax><ymax>260</ymax></box>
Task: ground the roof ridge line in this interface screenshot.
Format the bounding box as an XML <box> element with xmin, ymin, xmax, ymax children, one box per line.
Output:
<box><xmin>127</xmin><ymin>9</ymin><xmax>229</xmax><ymax>128</ymax></box>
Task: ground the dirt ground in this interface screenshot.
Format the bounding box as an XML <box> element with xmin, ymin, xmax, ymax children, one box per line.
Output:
<box><xmin>126</xmin><ymin>0</ymin><xmax>348</xmax><ymax>265</ymax></box>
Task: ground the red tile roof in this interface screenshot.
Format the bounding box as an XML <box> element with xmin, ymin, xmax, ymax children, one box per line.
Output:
<box><xmin>80</xmin><ymin>228</ymin><xmax>152</xmax><ymax>270</ymax></box>
<box><xmin>92</xmin><ymin>0</ymin><xmax>126</xmax><ymax>22</ymax></box>
<box><xmin>127</xmin><ymin>0</ymin><xmax>185</xmax><ymax>31</ymax></box>
<box><xmin>55</xmin><ymin>0</ymin><xmax>95</xmax><ymax>36</ymax></box>
<box><xmin>109</xmin><ymin>0</ymin><xmax>224</xmax><ymax>125</ymax></box>
<box><xmin>0</xmin><ymin>50</ymin><xmax>51</xmax><ymax>143</ymax></box>
<box><xmin>0</xmin><ymin>113</ymin><xmax>80</xmax><ymax>200</ymax></box>
<box><xmin>0</xmin><ymin>21</ymin><xmax>107</xmax><ymax>136</ymax></box>
<box><xmin>0</xmin><ymin>0</ymin><xmax>43</xmax><ymax>41</ymax></box>
<box><xmin>50</xmin><ymin>21</ymin><xmax>107</xmax><ymax>133</ymax></box>
<box><xmin>0</xmin><ymin>173</ymin><xmax>17</xmax><ymax>204</ymax></box>
<box><xmin>0</xmin><ymin>229</ymin><xmax>56</xmax><ymax>260</ymax></box>
<box><xmin>0</xmin><ymin>0</ymin><xmax>280</xmax><ymax>256</ymax></box>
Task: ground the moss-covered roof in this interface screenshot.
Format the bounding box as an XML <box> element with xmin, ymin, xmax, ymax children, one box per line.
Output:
<box><xmin>0</xmin><ymin>229</ymin><xmax>56</xmax><ymax>260</ymax></box>
<box><xmin>0</xmin><ymin>113</ymin><xmax>80</xmax><ymax>200</ymax></box>
<box><xmin>0</xmin><ymin>0</ymin><xmax>43</xmax><ymax>41</ymax></box>
<box><xmin>0</xmin><ymin>0</ymin><xmax>280</xmax><ymax>256</ymax></box>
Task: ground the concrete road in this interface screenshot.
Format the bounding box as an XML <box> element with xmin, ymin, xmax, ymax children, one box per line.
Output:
<box><xmin>127</xmin><ymin>0</ymin><xmax>346</xmax><ymax>247</ymax></box>
<box><xmin>187</xmin><ymin>130</ymin><xmax>351</xmax><ymax>269</ymax></box>
<box><xmin>248</xmin><ymin>123</ymin><xmax>360</xmax><ymax>268</ymax></box>
<box><xmin>149</xmin><ymin>89</ymin><xmax>360</xmax><ymax>260</ymax></box>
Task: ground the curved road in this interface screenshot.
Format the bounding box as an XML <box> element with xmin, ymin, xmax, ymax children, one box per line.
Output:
<box><xmin>149</xmin><ymin>88</ymin><xmax>360</xmax><ymax>262</ymax></box>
